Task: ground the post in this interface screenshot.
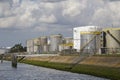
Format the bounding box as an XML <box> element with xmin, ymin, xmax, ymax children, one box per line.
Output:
<box><xmin>11</xmin><ymin>54</ymin><xmax>17</xmax><ymax>68</ymax></box>
<box><xmin>0</xmin><ymin>54</ymin><xmax>4</xmax><ymax>63</ymax></box>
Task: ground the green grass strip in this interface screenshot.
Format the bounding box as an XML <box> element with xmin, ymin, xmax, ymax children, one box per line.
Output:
<box><xmin>21</xmin><ymin>60</ymin><xmax>120</xmax><ymax>80</ymax></box>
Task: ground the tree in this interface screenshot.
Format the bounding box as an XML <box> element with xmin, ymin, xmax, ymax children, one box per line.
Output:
<box><xmin>10</xmin><ymin>43</ymin><xmax>26</xmax><ymax>53</ymax></box>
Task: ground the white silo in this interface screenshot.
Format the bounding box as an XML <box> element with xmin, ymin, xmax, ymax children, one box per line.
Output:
<box><xmin>73</xmin><ymin>26</ymin><xmax>101</xmax><ymax>54</ymax></box>
<box><xmin>49</xmin><ymin>34</ymin><xmax>63</xmax><ymax>52</ymax></box>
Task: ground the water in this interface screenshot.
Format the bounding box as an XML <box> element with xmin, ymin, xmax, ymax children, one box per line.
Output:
<box><xmin>0</xmin><ymin>61</ymin><xmax>109</xmax><ymax>80</ymax></box>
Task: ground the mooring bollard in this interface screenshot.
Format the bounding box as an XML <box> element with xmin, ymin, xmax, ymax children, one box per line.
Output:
<box><xmin>0</xmin><ymin>54</ymin><xmax>4</xmax><ymax>63</ymax></box>
<box><xmin>11</xmin><ymin>54</ymin><xmax>17</xmax><ymax>68</ymax></box>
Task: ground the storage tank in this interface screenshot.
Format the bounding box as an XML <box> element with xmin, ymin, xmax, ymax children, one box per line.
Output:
<box><xmin>103</xmin><ymin>28</ymin><xmax>120</xmax><ymax>53</ymax></box>
<box><xmin>40</xmin><ymin>36</ymin><xmax>47</xmax><ymax>45</ymax></box>
<box><xmin>40</xmin><ymin>36</ymin><xmax>48</xmax><ymax>52</ymax></box>
<box><xmin>50</xmin><ymin>34</ymin><xmax>63</xmax><ymax>52</ymax></box>
<box><xmin>73</xmin><ymin>26</ymin><xmax>101</xmax><ymax>53</ymax></box>
<box><xmin>26</xmin><ymin>39</ymin><xmax>34</xmax><ymax>54</ymax></box>
<box><xmin>80</xmin><ymin>31</ymin><xmax>101</xmax><ymax>54</ymax></box>
<box><xmin>33</xmin><ymin>38</ymin><xmax>41</xmax><ymax>53</ymax></box>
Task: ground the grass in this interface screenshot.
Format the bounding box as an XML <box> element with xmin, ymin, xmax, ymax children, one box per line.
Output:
<box><xmin>21</xmin><ymin>59</ymin><xmax>120</xmax><ymax>80</ymax></box>
<box><xmin>93</xmin><ymin>54</ymin><xmax>120</xmax><ymax>57</ymax></box>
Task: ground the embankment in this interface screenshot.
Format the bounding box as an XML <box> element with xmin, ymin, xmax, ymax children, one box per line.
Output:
<box><xmin>24</xmin><ymin>55</ymin><xmax>120</xmax><ymax>68</ymax></box>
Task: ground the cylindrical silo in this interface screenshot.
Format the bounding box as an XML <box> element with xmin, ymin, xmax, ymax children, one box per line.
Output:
<box><xmin>26</xmin><ymin>39</ymin><xmax>34</xmax><ymax>54</ymax></box>
<box><xmin>80</xmin><ymin>31</ymin><xmax>101</xmax><ymax>54</ymax></box>
<box><xmin>80</xmin><ymin>26</ymin><xmax>101</xmax><ymax>54</ymax></box>
<box><xmin>40</xmin><ymin>36</ymin><xmax>47</xmax><ymax>45</ymax></box>
<box><xmin>50</xmin><ymin>34</ymin><xmax>63</xmax><ymax>52</ymax></box>
<box><xmin>40</xmin><ymin>36</ymin><xmax>48</xmax><ymax>53</ymax></box>
<box><xmin>104</xmin><ymin>28</ymin><xmax>120</xmax><ymax>53</ymax></box>
<box><xmin>33</xmin><ymin>38</ymin><xmax>41</xmax><ymax>53</ymax></box>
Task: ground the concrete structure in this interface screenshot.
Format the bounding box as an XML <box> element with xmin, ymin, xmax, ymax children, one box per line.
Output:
<box><xmin>73</xmin><ymin>26</ymin><xmax>101</xmax><ymax>53</ymax></box>
<box><xmin>49</xmin><ymin>34</ymin><xmax>63</xmax><ymax>52</ymax></box>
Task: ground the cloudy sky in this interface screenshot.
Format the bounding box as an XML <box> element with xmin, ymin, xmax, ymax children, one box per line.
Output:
<box><xmin>0</xmin><ymin>0</ymin><xmax>120</xmax><ymax>47</ymax></box>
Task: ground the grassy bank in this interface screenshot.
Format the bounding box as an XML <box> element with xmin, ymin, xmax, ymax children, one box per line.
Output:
<box><xmin>21</xmin><ymin>60</ymin><xmax>120</xmax><ymax>80</ymax></box>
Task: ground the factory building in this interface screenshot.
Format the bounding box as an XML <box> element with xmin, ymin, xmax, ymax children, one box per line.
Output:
<box><xmin>0</xmin><ymin>48</ymin><xmax>10</xmax><ymax>54</ymax></box>
<box><xmin>26</xmin><ymin>26</ymin><xmax>119</xmax><ymax>54</ymax></box>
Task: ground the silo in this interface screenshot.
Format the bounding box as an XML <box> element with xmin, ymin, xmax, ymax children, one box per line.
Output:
<box><xmin>40</xmin><ymin>36</ymin><xmax>48</xmax><ymax>53</ymax></box>
<box><xmin>80</xmin><ymin>26</ymin><xmax>101</xmax><ymax>54</ymax></box>
<box><xmin>103</xmin><ymin>28</ymin><xmax>120</xmax><ymax>53</ymax></box>
<box><xmin>26</xmin><ymin>39</ymin><xmax>34</xmax><ymax>54</ymax></box>
<box><xmin>80</xmin><ymin>31</ymin><xmax>101</xmax><ymax>54</ymax></box>
<box><xmin>33</xmin><ymin>38</ymin><xmax>41</xmax><ymax>53</ymax></box>
<box><xmin>40</xmin><ymin>36</ymin><xmax>47</xmax><ymax>45</ymax></box>
<box><xmin>50</xmin><ymin>34</ymin><xmax>63</xmax><ymax>52</ymax></box>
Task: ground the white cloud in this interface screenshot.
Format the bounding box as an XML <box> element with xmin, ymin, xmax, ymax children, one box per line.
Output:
<box><xmin>0</xmin><ymin>17</ymin><xmax>16</xmax><ymax>28</ymax></box>
<box><xmin>39</xmin><ymin>14</ymin><xmax>57</xmax><ymax>23</ymax></box>
<box><xmin>0</xmin><ymin>2</ymin><xmax>12</xmax><ymax>17</ymax></box>
<box><xmin>62</xmin><ymin>0</ymin><xmax>87</xmax><ymax>17</ymax></box>
<box><xmin>0</xmin><ymin>0</ymin><xmax>120</xmax><ymax>30</ymax></box>
<box><xmin>90</xmin><ymin>1</ymin><xmax>120</xmax><ymax>27</ymax></box>
<box><xmin>34</xmin><ymin>26</ymin><xmax>47</xmax><ymax>32</ymax></box>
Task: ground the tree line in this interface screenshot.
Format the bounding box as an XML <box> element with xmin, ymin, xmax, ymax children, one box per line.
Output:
<box><xmin>9</xmin><ymin>43</ymin><xmax>26</xmax><ymax>53</ymax></box>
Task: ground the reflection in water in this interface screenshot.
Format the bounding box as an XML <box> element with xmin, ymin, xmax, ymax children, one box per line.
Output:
<box><xmin>0</xmin><ymin>61</ymin><xmax>109</xmax><ymax>80</ymax></box>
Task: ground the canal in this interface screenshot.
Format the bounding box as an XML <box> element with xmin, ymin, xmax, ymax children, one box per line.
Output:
<box><xmin>0</xmin><ymin>61</ymin><xmax>109</xmax><ymax>80</ymax></box>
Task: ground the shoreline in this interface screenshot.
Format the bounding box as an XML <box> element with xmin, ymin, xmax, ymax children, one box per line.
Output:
<box><xmin>21</xmin><ymin>59</ymin><xmax>120</xmax><ymax>80</ymax></box>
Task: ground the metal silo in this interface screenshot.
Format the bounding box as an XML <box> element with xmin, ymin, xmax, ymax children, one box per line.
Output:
<box><xmin>50</xmin><ymin>34</ymin><xmax>63</xmax><ymax>52</ymax></box>
<box><xmin>80</xmin><ymin>31</ymin><xmax>101</xmax><ymax>54</ymax></box>
<box><xmin>26</xmin><ymin>39</ymin><xmax>34</xmax><ymax>54</ymax></box>
<box><xmin>40</xmin><ymin>36</ymin><xmax>47</xmax><ymax>45</ymax></box>
<box><xmin>40</xmin><ymin>36</ymin><xmax>48</xmax><ymax>53</ymax></box>
<box><xmin>33</xmin><ymin>38</ymin><xmax>41</xmax><ymax>53</ymax></box>
<box><xmin>79</xmin><ymin>26</ymin><xmax>101</xmax><ymax>54</ymax></box>
<box><xmin>103</xmin><ymin>28</ymin><xmax>120</xmax><ymax>53</ymax></box>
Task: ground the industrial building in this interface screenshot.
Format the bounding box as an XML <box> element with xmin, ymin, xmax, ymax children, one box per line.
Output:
<box><xmin>26</xmin><ymin>26</ymin><xmax>120</xmax><ymax>54</ymax></box>
<box><xmin>27</xmin><ymin>34</ymin><xmax>74</xmax><ymax>54</ymax></box>
<box><xmin>0</xmin><ymin>48</ymin><xmax>10</xmax><ymax>54</ymax></box>
<box><xmin>73</xmin><ymin>26</ymin><xmax>120</xmax><ymax>54</ymax></box>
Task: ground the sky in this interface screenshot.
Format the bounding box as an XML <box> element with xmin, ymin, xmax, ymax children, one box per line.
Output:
<box><xmin>0</xmin><ymin>0</ymin><xmax>120</xmax><ymax>47</ymax></box>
